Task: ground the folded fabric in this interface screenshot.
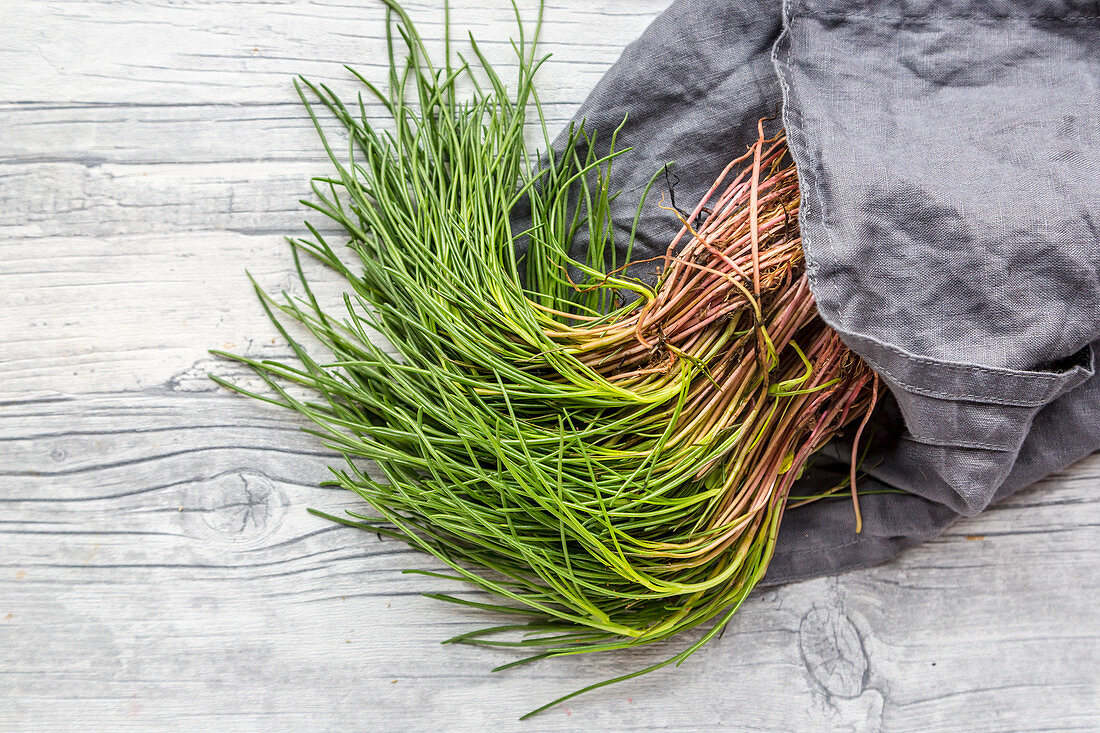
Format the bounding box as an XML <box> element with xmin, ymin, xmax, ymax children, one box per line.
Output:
<box><xmin>550</xmin><ymin>0</ymin><xmax>1100</xmax><ymax>583</ymax></box>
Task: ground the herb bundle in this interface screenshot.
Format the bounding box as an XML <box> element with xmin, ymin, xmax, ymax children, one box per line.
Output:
<box><xmin>214</xmin><ymin>2</ymin><xmax>878</xmax><ymax>716</ymax></box>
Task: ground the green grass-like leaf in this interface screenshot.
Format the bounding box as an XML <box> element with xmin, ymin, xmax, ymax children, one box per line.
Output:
<box><xmin>213</xmin><ymin>1</ymin><xmax>878</xmax><ymax>718</ymax></box>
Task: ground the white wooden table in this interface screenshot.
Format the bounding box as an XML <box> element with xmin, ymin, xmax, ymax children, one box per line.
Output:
<box><xmin>3</xmin><ymin>2</ymin><xmax>1098</xmax><ymax>730</ymax></box>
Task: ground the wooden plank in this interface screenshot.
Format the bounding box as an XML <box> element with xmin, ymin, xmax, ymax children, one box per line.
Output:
<box><xmin>1</xmin><ymin>229</ymin><xmax>351</xmax><ymax>401</ymax></box>
<box><xmin>6</xmin><ymin>1</ymin><xmax>665</xmax><ymax>105</ymax></box>
<box><xmin>2</xmin><ymin>390</ymin><xmax>1098</xmax><ymax>731</ymax></box>
<box><xmin>2</xmin><ymin>1</ymin><xmax>1098</xmax><ymax>730</ymax></box>
<box><xmin>2</xmin><ymin>392</ymin><xmax>1097</xmax><ymax>730</ymax></box>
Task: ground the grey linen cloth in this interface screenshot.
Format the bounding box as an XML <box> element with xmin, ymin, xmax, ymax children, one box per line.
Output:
<box><xmin>551</xmin><ymin>0</ymin><xmax>1100</xmax><ymax>583</ymax></box>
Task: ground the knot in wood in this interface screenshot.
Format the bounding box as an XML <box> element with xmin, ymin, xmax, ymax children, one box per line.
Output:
<box><xmin>197</xmin><ymin>471</ymin><xmax>285</xmax><ymax>543</ymax></box>
<box><xmin>798</xmin><ymin>605</ymin><xmax>868</xmax><ymax>699</ymax></box>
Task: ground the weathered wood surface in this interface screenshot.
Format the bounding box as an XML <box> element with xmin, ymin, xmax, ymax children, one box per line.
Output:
<box><xmin>2</xmin><ymin>2</ymin><xmax>1098</xmax><ymax>730</ymax></box>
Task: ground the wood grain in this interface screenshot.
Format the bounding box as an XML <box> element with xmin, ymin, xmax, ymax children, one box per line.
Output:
<box><xmin>2</xmin><ymin>1</ymin><xmax>1098</xmax><ymax>731</ymax></box>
